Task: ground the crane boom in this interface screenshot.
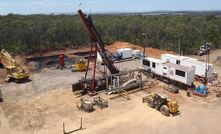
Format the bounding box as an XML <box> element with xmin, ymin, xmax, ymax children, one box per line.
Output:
<box><xmin>78</xmin><ymin>9</ymin><xmax>119</xmax><ymax>74</ymax></box>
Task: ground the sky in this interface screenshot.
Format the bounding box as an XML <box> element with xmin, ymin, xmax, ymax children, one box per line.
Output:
<box><xmin>0</xmin><ymin>0</ymin><xmax>221</xmax><ymax>15</ymax></box>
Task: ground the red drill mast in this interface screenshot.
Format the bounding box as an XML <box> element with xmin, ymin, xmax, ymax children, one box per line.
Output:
<box><xmin>78</xmin><ymin>9</ymin><xmax>119</xmax><ymax>94</ymax></box>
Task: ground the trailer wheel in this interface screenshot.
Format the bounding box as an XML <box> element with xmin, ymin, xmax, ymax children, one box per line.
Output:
<box><xmin>195</xmin><ymin>76</ymin><xmax>199</xmax><ymax>81</ymax></box>
<box><xmin>147</xmin><ymin>98</ymin><xmax>155</xmax><ymax>108</ymax></box>
<box><xmin>150</xmin><ymin>73</ymin><xmax>155</xmax><ymax>78</ymax></box>
<box><xmin>160</xmin><ymin>105</ymin><xmax>169</xmax><ymax>116</ymax></box>
<box><xmin>199</xmin><ymin>78</ymin><xmax>205</xmax><ymax>83</ymax></box>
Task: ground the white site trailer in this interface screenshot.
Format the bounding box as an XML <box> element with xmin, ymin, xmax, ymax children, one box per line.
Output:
<box><xmin>143</xmin><ymin>57</ymin><xmax>195</xmax><ymax>86</ymax></box>
<box><xmin>132</xmin><ymin>50</ymin><xmax>144</xmax><ymax>59</ymax></box>
<box><xmin>116</xmin><ymin>48</ymin><xmax>132</xmax><ymax>59</ymax></box>
<box><xmin>161</xmin><ymin>54</ymin><xmax>217</xmax><ymax>82</ymax></box>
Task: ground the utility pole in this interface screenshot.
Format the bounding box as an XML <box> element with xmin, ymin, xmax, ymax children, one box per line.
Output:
<box><xmin>205</xmin><ymin>42</ymin><xmax>211</xmax><ymax>84</ymax></box>
<box><xmin>142</xmin><ymin>32</ymin><xmax>148</xmax><ymax>56</ymax></box>
<box><xmin>178</xmin><ymin>36</ymin><xmax>181</xmax><ymax>56</ymax></box>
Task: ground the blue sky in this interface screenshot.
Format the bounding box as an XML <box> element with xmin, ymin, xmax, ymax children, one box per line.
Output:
<box><xmin>0</xmin><ymin>0</ymin><xmax>221</xmax><ymax>15</ymax></box>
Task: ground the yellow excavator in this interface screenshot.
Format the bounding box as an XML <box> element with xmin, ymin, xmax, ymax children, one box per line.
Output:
<box><xmin>0</xmin><ymin>49</ymin><xmax>29</xmax><ymax>82</ymax></box>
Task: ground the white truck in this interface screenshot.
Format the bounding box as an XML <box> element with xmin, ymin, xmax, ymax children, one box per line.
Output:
<box><xmin>161</xmin><ymin>54</ymin><xmax>218</xmax><ymax>83</ymax></box>
<box><xmin>143</xmin><ymin>57</ymin><xmax>195</xmax><ymax>86</ymax></box>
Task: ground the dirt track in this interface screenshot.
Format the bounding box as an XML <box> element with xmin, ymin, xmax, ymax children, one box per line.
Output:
<box><xmin>0</xmin><ymin>47</ymin><xmax>221</xmax><ymax>134</ymax></box>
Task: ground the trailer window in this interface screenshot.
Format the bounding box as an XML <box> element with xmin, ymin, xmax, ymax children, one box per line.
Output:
<box><xmin>176</xmin><ymin>60</ymin><xmax>180</xmax><ymax>65</ymax></box>
<box><xmin>143</xmin><ymin>60</ymin><xmax>150</xmax><ymax>67</ymax></box>
<box><xmin>175</xmin><ymin>69</ymin><xmax>185</xmax><ymax>77</ymax></box>
<box><xmin>152</xmin><ymin>62</ymin><xmax>156</xmax><ymax>68</ymax></box>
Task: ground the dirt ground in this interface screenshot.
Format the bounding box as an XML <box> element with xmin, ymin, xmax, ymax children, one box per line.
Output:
<box><xmin>107</xmin><ymin>41</ymin><xmax>175</xmax><ymax>58</ymax></box>
<box><xmin>0</xmin><ymin>45</ymin><xmax>221</xmax><ymax>134</ymax></box>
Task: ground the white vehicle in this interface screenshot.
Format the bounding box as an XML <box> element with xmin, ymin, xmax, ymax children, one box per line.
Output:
<box><xmin>143</xmin><ymin>57</ymin><xmax>195</xmax><ymax>86</ymax></box>
<box><xmin>161</xmin><ymin>54</ymin><xmax>218</xmax><ymax>82</ymax></box>
<box><xmin>132</xmin><ymin>50</ymin><xmax>144</xmax><ymax>59</ymax></box>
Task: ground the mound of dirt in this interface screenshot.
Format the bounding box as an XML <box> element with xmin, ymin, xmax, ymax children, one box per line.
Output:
<box><xmin>107</xmin><ymin>41</ymin><xmax>175</xmax><ymax>58</ymax></box>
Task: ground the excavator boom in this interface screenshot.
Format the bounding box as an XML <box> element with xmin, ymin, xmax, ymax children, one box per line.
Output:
<box><xmin>0</xmin><ymin>49</ymin><xmax>29</xmax><ymax>81</ymax></box>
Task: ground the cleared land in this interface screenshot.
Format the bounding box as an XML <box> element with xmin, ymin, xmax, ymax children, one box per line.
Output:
<box><xmin>0</xmin><ymin>42</ymin><xmax>221</xmax><ymax>134</ymax></box>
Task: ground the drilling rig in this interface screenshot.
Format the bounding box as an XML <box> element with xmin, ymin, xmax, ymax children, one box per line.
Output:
<box><xmin>72</xmin><ymin>9</ymin><xmax>119</xmax><ymax>95</ymax></box>
<box><xmin>72</xmin><ymin>9</ymin><xmax>143</xmax><ymax>96</ymax></box>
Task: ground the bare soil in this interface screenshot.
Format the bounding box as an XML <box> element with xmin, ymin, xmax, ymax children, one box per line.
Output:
<box><xmin>107</xmin><ymin>41</ymin><xmax>175</xmax><ymax>58</ymax></box>
<box><xmin>0</xmin><ymin>44</ymin><xmax>221</xmax><ymax>134</ymax></box>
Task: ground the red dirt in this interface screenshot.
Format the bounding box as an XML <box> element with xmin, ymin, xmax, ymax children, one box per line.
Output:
<box><xmin>107</xmin><ymin>41</ymin><xmax>176</xmax><ymax>58</ymax></box>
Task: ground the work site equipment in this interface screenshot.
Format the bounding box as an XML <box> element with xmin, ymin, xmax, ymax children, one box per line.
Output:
<box><xmin>144</xmin><ymin>92</ymin><xmax>179</xmax><ymax>116</ymax></box>
<box><xmin>195</xmin><ymin>42</ymin><xmax>211</xmax><ymax>56</ymax></box>
<box><xmin>72</xmin><ymin>57</ymin><xmax>87</xmax><ymax>72</ymax></box>
<box><xmin>0</xmin><ymin>49</ymin><xmax>29</xmax><ymax>82</ymax></box>
<box><xmin>161</xmin><ymin>54</ymin><xmax>218</xmax><ymax>84</ymax></box>
<box><xmin>76</xmin><ymin>98</ymin><xmax>94</xmax><ymax>112</ymax></box>
<box><xmin>93</xmin><ymin>96</ymin><xmax>108</xmax><ymax>109</ymax></box>
<box><xmin>163</xmin><ymin>84</ymin><xmax>179</xmax><ymax>94</ymax></box>
<box><xmin>193</xmin><ymin>84</ymin><xmax>208</xmax><ymax>97</ymax></box>
<box><xmin>143</xmin><ymin>57</ymin><xmax>195</xmax><ymax>89</ymax></box>
<box><xmin>75</xmin><ymin>9</ymin><xmax>119</xmax><ymax>95</ymax></box>
<box><xmin>113</xmin><ymin>48</ymin><xmax>132</xmax><ymax>61</ymax></box>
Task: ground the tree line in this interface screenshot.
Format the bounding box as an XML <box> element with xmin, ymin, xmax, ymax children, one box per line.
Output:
<box><xmin>0</xmin><ymin>13</ymin><xmax>221</xmax><ymax>55</ymax></box>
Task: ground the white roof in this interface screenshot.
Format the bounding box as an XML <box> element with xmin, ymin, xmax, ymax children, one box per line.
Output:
<box><xmin>132</xmin><ymin>49</ymin><xmax>142</xmax><ymax>52</ymax></box>
<box><xmin>163</xmin><ymin>62</ymin><xmax>193</xmax><ymax>72</ymax></box>
<box><xmin>162</xmin><ymin>54</ymin><xmax>197</xmax><ymax>61</ymax></box>
<box><xmin>117</xmin><ymin>48</ymin><xmax>132</xmax><ymax>51</ymax></box>
<box><xmin>185</xmin><ymin>59</ymin><xmax>213</xmax><ymax>66</ymax></box>
<box><xmin>144</xmin><ymin>57</ymin><xmax>165</xmax><ymax>63</ymax></box>
<box><xmin>180</xmin><ymin>56</ymin><xmax>197</xmax><ymax>61</ymax></box>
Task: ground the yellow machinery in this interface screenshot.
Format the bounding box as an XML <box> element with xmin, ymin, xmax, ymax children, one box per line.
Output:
<box><xmin>72</xmin><ymin>57</ymin><xmax>87</xmax><ymax>72</ymax></box>
<box><xmin>75</xmin><ymin>59</ymin><xmax>87</xmax><ymax>71</ymax></box>
<box><xmin>0</xmin><ymin>49</ymin><xmax>29</xmax><ymax>82</ymax></box>
<box><xmin>144</xmin><ymin>92</ymin><xmax>179</xmax><ymax>116</ymax></box>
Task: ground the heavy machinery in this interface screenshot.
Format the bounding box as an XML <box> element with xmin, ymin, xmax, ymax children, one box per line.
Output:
<box><xmin>195</xmin><ymin>42</ymin><xmax>211</xmax><ymax>56</ymax></box>
<box><xmin>76</xmin><ymin>98</ymin><xmax>94</xmax><ymax>112</ymax></box>
<box><xmin>72</xmin><ymin>57</ymin><xmax>87</xmax><ymax>72</ymax></box>
<box><xmin>72</xmin><ymin>9</ymin><xmax>120</xmax><ymax>95</ymax></box>
<box><xmin>193</xmin><ymin>84</ymin><xmax>208</xmax><ymax>97</ymax></box>
<box><xmin>145</xmin><ymin>92</ymin><xmax>179</xmax><ymax>116</ymax></box>
<box><xmin>0</xmin><ymin>49</ymin><xmax>29</xmax><ymax>82</ymax></box>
